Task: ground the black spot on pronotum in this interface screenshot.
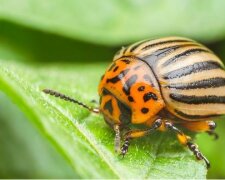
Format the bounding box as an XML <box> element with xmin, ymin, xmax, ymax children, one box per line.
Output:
<box><xmin>102</xmin><ymin>88</ymin><xmax>111</xmax><ymax>96</ymax></box>
<box><xmin>141</xmin><ymin>107</ymin><xmax>149</xmax><ymax>114</ymax></box>
<box><xmin>121</xmin><ymin>59</ymin><xmax>131</xmax><ymax>64</ymax></box>
<box><xmin>106</xmin><ymin>69</ymin><xmax>130</xmax><ymax>84</ymax></box>
<box><xmin>103</xmin><ymin>99</ymin><xmax>113</xmax><ymax>115</ymax></box>
<box><xmin>108</xmin><ymin>62</ymin><xmax>116</xmax><ymax>71</ymax></box>
<box><xmin>123</xmin><ymin>74</ymin><xmax>138</xmax><ymax>95</ymax></box>
<box><xmin>128</xmin><ymin>96</ymin><xmax>134</xmax><ymax>102</ymax></box>
<box><xmin>113</xmin><ymin>66</ymin><xmax>119</xmax><ymax>72</ymax></box>
<box><xmin>107</xmin><ymin>76</ymin><xmax>120</xmax><ymax>84</ymax></box>
<box><xmin>143</xmin><ymin>92</ymin><xmax>158</xmax><ymax>102</ymax></box>
<box><xmin>138</xmin><ymin>86</ymin><xmax>145</xmax><ymax>91</ymax></box>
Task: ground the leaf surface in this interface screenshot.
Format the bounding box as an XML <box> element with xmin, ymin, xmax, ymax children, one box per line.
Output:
<box><xmin>0</xmin><ymin>91</ymin><xmax>77</xmax><ymax>178</ymax></box>
<box><xmin>0</xmin><ymin>60</ymin><xmax>207</xmax><ymax>178</ymax></box>
<box><xmin>0</xmin><ymin>0</ymin><xmax>225</xmax><ymax>45</ymax></box>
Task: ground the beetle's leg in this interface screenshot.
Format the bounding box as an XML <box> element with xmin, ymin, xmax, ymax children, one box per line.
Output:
<box><xmin>165</xmin><ymin>121</ymin><xmax>210</xmax><ymax>169</ymax></box>
<box><xmin>120</xmin><ymin>119</ymin><xmax>162</xmax><ymax>157</ymax></box>
<box><xmin>114</xmin><ymin>124</ymin><xmax>121</xmax><ymax>153</ymax></box>
<box><xmin>207</xmin><ymin>131</ymin><xmax>219</xmax><ymax>140</ymax></box>
<box><xmin>181</xmin><ymin>121</ymin><xmax>218</xmax><ymax>140</ymax></box>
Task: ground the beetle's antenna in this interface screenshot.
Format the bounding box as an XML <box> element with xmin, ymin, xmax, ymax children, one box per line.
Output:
<box><xmin>43</xmin><ymin>89</ymin><xmax>99</xmax><ymax>113</ymax></box>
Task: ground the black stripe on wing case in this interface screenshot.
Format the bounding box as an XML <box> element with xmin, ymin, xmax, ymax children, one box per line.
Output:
<box><xmin>175</xmin><ymin>109</ymin><xmax>220</xmax><ymax>119</ymax></box>
<box><xmin>108</xmin><ymin>62</ymin><xmax>116</xmax><ymax>71</ymax></box>
<box><xmin>163</xmin><ymin>61</ymin><xmax>223</xmax><ymax>80</ymax></box>
<box><xmin>142</xmin><ymin>44</ymin><xmax>197</xmax><ymax>67</ymax></box>
<box><xmin>106</xmin><ymin>69</ymin><xmax>130</xmax><ymax>84</ymax></box>
<box><xmin>129</xmin><ymin>39</ymin><xmax>151</xmax><ymax>52</ymax></box>
<box><xmin>162</xmin><ymin>48</ymin><xmax>210</xmax><ymax>67</ymax></box>
<box><xmin>114</xmin><ymin>47</ymin><xmax>127</xmax><ymax>59</ymax></box>
<box><xmin>167</xmin><ymin>77</ymin><xmax>225</xmax><ymax>90</ymax></box>
<box><xmin>170</xmin><ymin>93</ymin><xmax>225</xmax><ymax>104</ymax></box>
<box><xmin>141</xmin><ymin>39</ymin><xmax>192</xmax><ymax>51</ymax></box>
<box><xmin>141</xmin><ymin>46</ymin><xmax>180</xmax><ymax>67</ymax></box>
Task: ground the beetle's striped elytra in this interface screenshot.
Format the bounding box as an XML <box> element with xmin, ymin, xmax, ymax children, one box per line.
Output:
<box><xmin>43</xmin><ymin>37</ymin><xmax>225</xmax><ymax>169</ymax></box>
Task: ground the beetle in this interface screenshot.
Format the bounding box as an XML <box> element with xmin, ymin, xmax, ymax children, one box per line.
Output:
<box><xmin>43</xmin><ymin>36</ymin><xmax>225</xmax><ymax>168</ymax></box>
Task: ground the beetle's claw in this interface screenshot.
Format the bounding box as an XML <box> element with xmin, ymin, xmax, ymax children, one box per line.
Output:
<box><xmin>187</xmin><ymin>142</ymin><xmax>210</xmax><ymax>169</ymax></box>
<box><xmin>197</xmin><ymin>152</ymin><xmax>210</xmax><ymax>169</ymax></box>
<box><xmin>203</xmin><ymin>156</ymin><xmax>211</xmax><ymax>169</ymax></box>
<box><xmin>120</xmin><ymin>148</ymin><xmax>128</xmax><ymax>157</ymax></box>
<box><xmin>119</xmin><ymin>149</ymin><xmax>127</xmax><ymax>159</ymax></box>
<box><xmin>119</xmin><ymin>138</ymin><xmax>130</xmax><ymax>158</ymax></box>
<box><xmin>207</xmin><ymin>131</ymin><xmax>219</xmax><ymax>140</ymax></box>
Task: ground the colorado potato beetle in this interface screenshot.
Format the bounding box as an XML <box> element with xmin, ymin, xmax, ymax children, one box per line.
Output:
<box><xmin>43</xmin><ymin>37</ymin><xmax>225</xmax><ymax>168</ymax></box>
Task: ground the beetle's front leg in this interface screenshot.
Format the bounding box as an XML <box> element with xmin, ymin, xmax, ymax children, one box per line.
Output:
<box><xmin>113</xmin><ymin>124</ymin><xmax>121</xmax><ymax>153</ymax></box>
<box><xmin>120</xmin><ymin>118</ymin><xmax>162</xmax><ymax>157</ymax></box>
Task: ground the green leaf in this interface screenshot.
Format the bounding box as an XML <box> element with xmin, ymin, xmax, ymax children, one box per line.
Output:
<box><xmin>0</xmin><ymin>91</ymin><xmax>78</xmax><ymax>178</ymax></box>
<box><xmin>196</xmin><ymin>120</ymin><xmax>225</xmax><ymax>179</ymax></box>
<box><xmin>0</xmin><ymin>60</ymin><xmax>207</xmax><ymax>178</ymax></box>
<box><xmin>0</xmin><ymin>21</ymin><xmax>114</xmax><ymax>63</ymax></box>
<box><xmin>0</xmin><ymin>0</ymin><xmax>225</xmax><ymax>45</ymax></box>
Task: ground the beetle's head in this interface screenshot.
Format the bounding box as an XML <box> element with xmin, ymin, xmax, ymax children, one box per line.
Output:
<box><xmin>99</xmin><ymin>88</ymin><xmax>132</xmax><ymax>128</ymax></box>
<box><xmin>98</xmin><ymin>58</ymin><xmax>165</xmax><ymax>127</ymax></box>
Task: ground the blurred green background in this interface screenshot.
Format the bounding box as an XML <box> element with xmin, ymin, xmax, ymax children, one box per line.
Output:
<box><xmin>0</xmin><ymin>0</ymin><xmax>225</xmax><ymax>178</ymax></box>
